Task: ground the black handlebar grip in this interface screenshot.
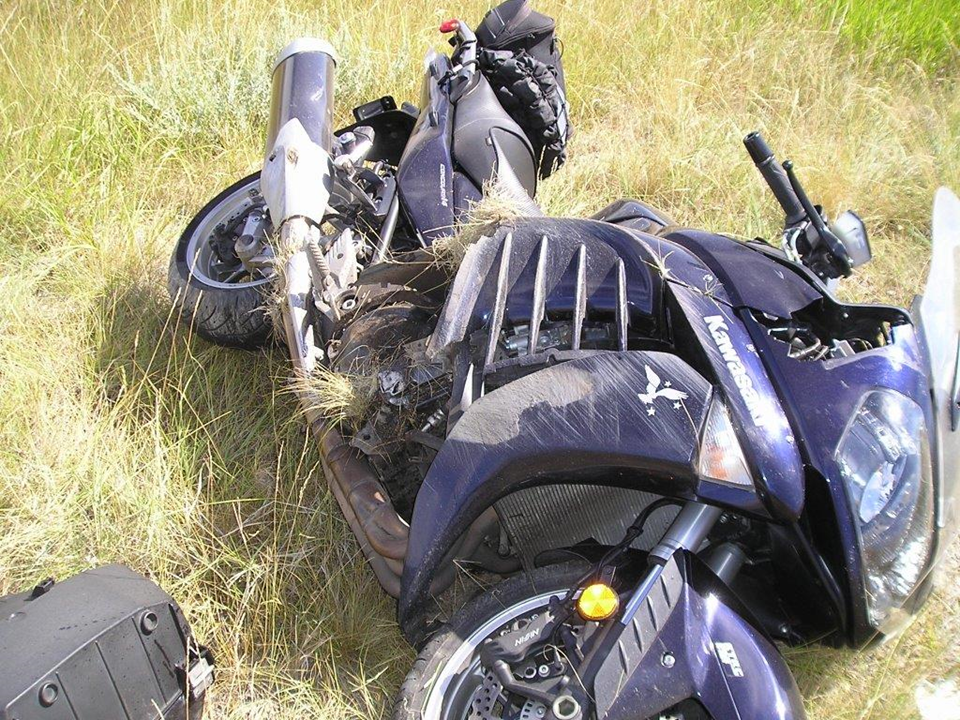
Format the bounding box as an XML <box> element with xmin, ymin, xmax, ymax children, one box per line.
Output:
<box><xmin>744</xmin><ymin>131</ymin><xmax>806</xmax><ymax>226</ymax></box>
<box><xmin>744</xmin><ymin>131</ymin><xmax>774</xmax><ymax>165</ymax></box>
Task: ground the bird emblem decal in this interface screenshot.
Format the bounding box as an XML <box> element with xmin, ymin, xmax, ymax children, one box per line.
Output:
<box><xmin>637</xmin><ymin>365</ymin><xmax>687</xmax><ymax>416</ymax></box>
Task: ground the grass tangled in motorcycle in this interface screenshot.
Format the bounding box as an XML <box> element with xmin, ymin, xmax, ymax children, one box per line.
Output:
<box><xmin>289</xmin><ymin>365</ymin><xmax>379</xmax><ymax>431</ymax></box>
<box><xmin>2</xmin><ymin>0</ymin><xmax>960</xmax><ymax>718</ymax></box>
<box><xmin>431</xmin><ymin>180</ymin><xmax>528</xmax><ymax>271</ymax></box>
<box><xmin>261</xmin><ymin>235</ymin><xmax>301</xmax><ymax>334</ymax></box>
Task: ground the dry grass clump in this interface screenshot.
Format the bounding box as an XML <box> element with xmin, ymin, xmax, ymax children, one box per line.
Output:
<box><xmin>262</xmin><ymin>232</ymin><xmax>302</xmax><ymax>333</ymax></box>
<box><xmin>431</xmin><ymin>179</ymin><xmax>531</xmax><ymax>269</ymax></box>
<box><xmin>289</xmin><ymin>365</ymin><xmax>378</xmax><ymax>432</ymax></box>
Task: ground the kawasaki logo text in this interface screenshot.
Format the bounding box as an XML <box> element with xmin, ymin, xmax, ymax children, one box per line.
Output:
<box><xmin>704</xmin><ymin>315</ymin><xmax>767</xmax><ymax>428</ymax></box>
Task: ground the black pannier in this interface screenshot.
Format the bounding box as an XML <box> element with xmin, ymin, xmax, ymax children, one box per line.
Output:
<box><xmin>476</xmin><ymin>0</ymin><xmax>572</xmax><ymax>179</ymax></box>
<box><xmin>0</xmin><ymin>565</ymin><xmax>213</xmax><ymax>720</ymax></box>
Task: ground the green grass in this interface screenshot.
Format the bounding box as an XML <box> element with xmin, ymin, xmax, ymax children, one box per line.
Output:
<box><xmin>818</xmin><ymin>0</ymin><xmax>960</xmax><ymax>73</ymax></box>
<box><xmin>1</xmin><ymin>0</ymin><xmax>958</xmax><ymax>718</ymax></box>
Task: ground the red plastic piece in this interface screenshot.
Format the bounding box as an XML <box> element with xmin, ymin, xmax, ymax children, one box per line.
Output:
<box><xmin>439</xmin><ymin>18</ymin><xmax>460</xmax><ymax>33</ymax></box>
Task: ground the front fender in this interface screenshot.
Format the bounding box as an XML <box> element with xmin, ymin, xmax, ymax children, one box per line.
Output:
<box><xmin>399</xmin><ymin>351</ymin><xmax>714</xmax><ymax>633</ymax></box>
<box><xmin>595</xmin><ymin>555</ymin><xmax>805</xmax><ymax>719</ymax></box>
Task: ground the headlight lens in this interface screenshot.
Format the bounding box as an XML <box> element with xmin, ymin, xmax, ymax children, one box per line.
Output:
<box><xmin>836</xmin><ymin>389</ymin><xmax>934</xmax><ymax>632</ymax></box>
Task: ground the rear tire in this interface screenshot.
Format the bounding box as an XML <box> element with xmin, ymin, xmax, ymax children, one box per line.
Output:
<box><xmin>168</xmin><ymin>173</ymin><xmax>274</xmax><ymax>349</ymax></box>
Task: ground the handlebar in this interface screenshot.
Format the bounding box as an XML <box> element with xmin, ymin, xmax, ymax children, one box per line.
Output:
<box><xmin>744</xmin><ymin>131</ymin><xmax>853</xmax><ymax>278</ymax></box>
<box><xmin>439</xmin><ymin>19</ymin><xmax>480</xmax><ymax>101</ymax></box>
<box><xmin>743</xmin><ymin>131</ymin><xmax>806</xmax><ymax>227</ymax></box>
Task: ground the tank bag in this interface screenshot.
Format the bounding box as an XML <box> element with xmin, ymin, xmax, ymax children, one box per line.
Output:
<box><xmin>476</xmin><ymin>0</ymin><xmax>572</xmax><ymax>179</ymax></box>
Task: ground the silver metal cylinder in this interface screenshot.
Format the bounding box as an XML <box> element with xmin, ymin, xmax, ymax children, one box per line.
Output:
<box><xmin>648</xmin><ymin>503</ymin><xmax>723</xmax><ymax>564</ymax></box>
<box><xmin>265</xmin><ymin>38</ymin><xmax>338</xmax><ymax>159</ymax></box>
<box><xmin>705</xmin><ymin>542</ymin><xmax>747</xmax><ymax>585</ymax></box>
<box><xmin>621</xmin><ymin>502</ymin><xmax>724</xmax><ymax>623</ymax></box>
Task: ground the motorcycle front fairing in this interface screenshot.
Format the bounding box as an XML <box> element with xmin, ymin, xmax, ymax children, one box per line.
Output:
<box><xmin>399</xmin><ymin>349</ymin><xmax>715</xmax><ymax>632</ymax></box>
<box><xmin>653</xmin><ymin>223</ymin><xmax>942</xmax><ymax>643</ymax></box>
<box><xmin>397</xmin><ymin>219</ymin><xmax>807</xmax><ymax>635</ymax></box>
<box><xmin>593</xmin><ymin>555</ymin><xmax>805</xmax><ymax>720</ymax></box>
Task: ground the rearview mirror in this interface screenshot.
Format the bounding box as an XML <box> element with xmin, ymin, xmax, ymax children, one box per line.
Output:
<box><xmin>831</xmin><ymin>210</ymin><xmax>872</xmax><ymax>268</ymax></box>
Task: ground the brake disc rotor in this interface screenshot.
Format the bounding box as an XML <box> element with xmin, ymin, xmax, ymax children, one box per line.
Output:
<box><xmin>520</xmin><ymin>699</ymin><xmax>547</xmax><ymax>720</ymax></box>
<box><xmin>467</xmin><ymin>672</ymin><xmax>504</xmax><ymax>720</ymax></box>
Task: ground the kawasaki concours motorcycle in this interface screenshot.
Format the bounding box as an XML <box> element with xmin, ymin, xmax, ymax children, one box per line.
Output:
<box><xmin>168</xmin><ymin>2</ymin><xmax>960</xmax><ymax>718</ymax></box>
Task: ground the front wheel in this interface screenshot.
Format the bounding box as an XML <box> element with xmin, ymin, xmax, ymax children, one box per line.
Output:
<box><xmin>168</xmin><ymin>172</ymin><xmax>275</xmax><ymax>349</ymax></box>
<box><xmin>394</xmin><ymin>563</ymin><xmax>585</xmax><ymax>720</ymax></box>
<box><xmin>394</xmin><ymin>563</ymin><xmax>710</xmax><ymax>720</ymax></box>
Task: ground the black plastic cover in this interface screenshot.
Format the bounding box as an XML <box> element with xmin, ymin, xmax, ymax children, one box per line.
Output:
<box><xmin>0</xmin><ymin>565</ymin><xmax>208</xmax><ymax>720</ymax></box>
<box><xmin>591</xmin><ymin>198</ymin><xmax>676</xmax><ymax>235</ymax></box>
<box><xmin>336</xmin><ymin>96</ymin><xmax>419</xmax><ymax>166</ymax></box>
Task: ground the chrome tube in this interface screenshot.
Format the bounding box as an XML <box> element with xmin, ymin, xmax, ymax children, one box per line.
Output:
<box><xmin>621</xmin><ymin>502</ymin><xmax>723</xmax><ymax>622</ymax></box>
<box><xmin>648</xmin><ymin>502</ymin><xmax>723</xmax><ymax>564</ymax></box>
<box><xmin>265</xmin><ymin>38</ymin><xmax>338</xmax><ymax>159</ymax></box>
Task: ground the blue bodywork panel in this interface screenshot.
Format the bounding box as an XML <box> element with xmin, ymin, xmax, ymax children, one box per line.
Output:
<box><xmin>594</xmin><ymin>556</ymin><xmax>805</xmax><ymax>720</ymax></box>
<box><xmin>397</xmin><ymin>52</ymin><xmax>456</xmax><ymax>242</ymax></box>
<box><xmin>400</xmin><ymin>351</ymin><xmax>713</xmax><ymax>625</ymax></box>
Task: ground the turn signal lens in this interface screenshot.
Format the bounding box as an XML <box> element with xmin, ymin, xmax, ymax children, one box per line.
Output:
<box><xmin>699</xmin><ymin>399</ymin><xmax>753</xmax><ymax>487</ymax></box>
<box><xmin>576</xmin><ymin>583</ymin><xmax>619</xmax><ymax>621</ymax></box>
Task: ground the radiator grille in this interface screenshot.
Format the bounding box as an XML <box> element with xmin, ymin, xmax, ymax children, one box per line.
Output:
<box><xmin>495</xmin><ymin>484</ymin><xmax>679</xmax><ymax>569</ymax></box>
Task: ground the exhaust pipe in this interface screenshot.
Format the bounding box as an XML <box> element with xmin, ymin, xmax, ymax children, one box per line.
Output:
<box><xmin>309</xmin><ymin>413</ymin><xmax>497</xmax><ymax>598</ymax></box>
<box><xmin>261</xmin><ymin>39</ymin><xmax>338</xmax><ymax>233</ymax></box>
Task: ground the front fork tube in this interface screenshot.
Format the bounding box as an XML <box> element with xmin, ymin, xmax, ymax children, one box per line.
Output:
<box><xmin>564</xmin><ymin>503</ymin><xmax>724</xmax><ymax>717</ymax></box>
<box><xmin>621</xmin><ymin>503</ymin><xmax>723</xmax><ymax>619</ymax></box>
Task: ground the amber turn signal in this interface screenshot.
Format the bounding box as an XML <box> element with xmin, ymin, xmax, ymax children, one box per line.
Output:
<box><xmin>576</xmin><ymin>583</ymin><xmax>619</xmax><ymax>621</ymax></box>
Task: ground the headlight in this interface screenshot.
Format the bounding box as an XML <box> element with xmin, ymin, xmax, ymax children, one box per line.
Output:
<box><xmin>836</xmin><ymin>389</ymin><xmax>934</xmax><ymax>633</ymax></box>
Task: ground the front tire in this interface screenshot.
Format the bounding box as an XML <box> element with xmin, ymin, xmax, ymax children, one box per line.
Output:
<box><xmin>168</xmin><ymin>172</ymin><xmax>274</xmax><ymax>349</ymax></box>
<box><xmin>394</xmin><ymin>563</ymin><xmax>586</xmax><ymax>720</ymax></box>
<box><xmin>395</xmin><ymin>563</ymin><xmax>711</xmax><ymax>720</ymax></box>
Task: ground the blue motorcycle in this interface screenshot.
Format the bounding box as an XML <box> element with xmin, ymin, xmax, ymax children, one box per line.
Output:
<box><xmin>168</xmin><ymin>3</ymin><xmax>960</xmax><ymax>718</ymax></box>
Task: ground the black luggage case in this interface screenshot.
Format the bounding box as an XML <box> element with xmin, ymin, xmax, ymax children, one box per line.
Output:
<box><xmin>476</xmin><ymin>0</ymin><xmax>572</xmax><ymax>178</ymax></box>
<box><xmin>0</xmin><ymin>565</ymin><xmax>213</xmax><ymax>720</ymax></box>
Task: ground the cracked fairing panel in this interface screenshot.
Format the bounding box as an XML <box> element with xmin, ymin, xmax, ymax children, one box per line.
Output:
<box><xmin>428</xmin><ymin>218</ymin><xmax>664</xmax><ymax>356</ymax></box>
<box><xmin>661</xmin><ymin>228</ymin><xmax>822</xmax><ymax>317</ymax></box>
<box><xmin>399</xmin><ymin>351</ymin><xmax>713</xmax><ymax>624</ymax></box>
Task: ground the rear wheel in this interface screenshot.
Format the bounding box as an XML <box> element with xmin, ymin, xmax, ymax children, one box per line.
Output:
<box><xmin>168</xmin><ymin>172</ymin><xmax>275</xmax><ymax>349</ymax></box>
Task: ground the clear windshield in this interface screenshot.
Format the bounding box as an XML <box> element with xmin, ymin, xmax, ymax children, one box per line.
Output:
<box><xmin>919</xmin><ymin>187</ymin><xmax>960</xmax><ymax>551</ymax></box>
